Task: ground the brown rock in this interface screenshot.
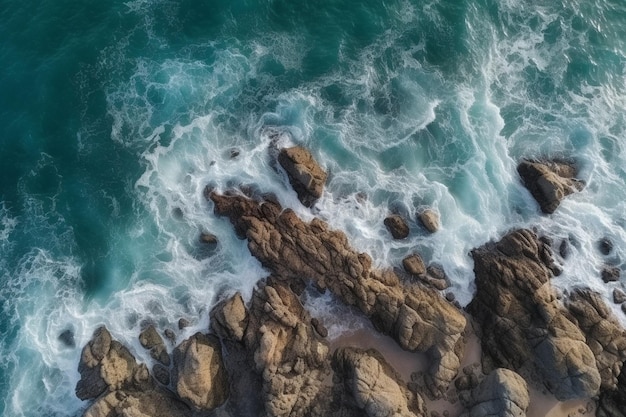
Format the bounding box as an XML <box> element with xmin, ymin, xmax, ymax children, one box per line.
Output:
<box><xmin>172</xmin><ymin>332</ymin><xmax>229</xmax><ymax>411</ymax></box>
<box><xmin>332</xmin><ymin>347</ymin><xmax>427</xmax><ymax>417</ymax></box>
<box><xmin>209</xmin><ymin>191</ymin><xmax>466</xmax><ymax>398</ymax></box>
<box><xmin>417</xmin><ymin>209</ymin><xmax>439</xmax><ymax>233</ymax></box>
<box><xmin>76</xmin><ymin>326</ymin><xmax>153</xmax><ymax>401</ymax></box>
<box><xmin>384</xmin><ymin>214</ymin><xmax>410</xmax><ymax>239</ymax></box>
<box><xmin>311</xmin><ymin>318</ymin><xmax>328</xmax><ymax>338</ymax></box>
<box><xmin>199</xmin><ymin>232</ymin><xmax>218</xmax><ymax>245</ymax></box>
<box><xmin>210</xmin><ymin>292</ymin><xmax>249</xmax><ymax>342</ymax></box>
<box><xmin>403</xmin><ymin>254</ymin><xmax>426</xmax><ymax>277</ymax></box>
<box><xmin>459</xmin><ymin>369</ymin><xmax>529</xmax><ymax>417</ymax></box>
<box><xmin>566</xmin><ymin>288</ymin><xmax>626</xmax><ymax>391</ymax></box>
<box><xmin>83</xmin><ymin>388</ymin><xmax>190</xmax><ymax>417</ymax></box>
<box><xmin>467</xmin><ymin>229</ymin><xmax>601</xmax><ymax>400</ymax></box>
<box><xmin>139</xmin><ymin>325</ymin><xmax>170</xmax><ymax>366</ymax></box>
<box><xmin>517</xmin><ymin>159</ymin><xmax>584</xmax><ymax>214</ymax></box>
<box><xmin>278</xmin><ymin>146</ymin><xmax>327</xmax><ymax>207</ymax></box>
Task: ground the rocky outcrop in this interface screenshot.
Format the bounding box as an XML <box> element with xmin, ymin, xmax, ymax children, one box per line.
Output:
<box><xmin>172</xmin><ymin>332</ymin><xmax>229</xmax><ymax>411</ymax></box>
<box><xmin>517</xmin><ymin>159</ymin><xmax>584</xmax><ymax>214</ymax></box>
<box><xmin>76</xmin><ymin>326</ymin><xmax>153</xmax><ymax>401</ymax></box>
<box><xmin>458</xmin><ymin>368</ymin><xmax>529</xmax><ymax>417</ymax></box>
<box><xmin>209</xmin><ymin>191</ymin><xmax>466</xmax><ymax>398</ymax></box>
<box><xmin>417</xmin><ymin>209</ymin><xmax>439</xmax><ymax>233</ymax></box>
<box><xmin>467</xmin><ymin>229</ymin><xmax>601</xmax><ymax>400</ymax></box>
<box><xmin>332</xmin><ymin>347</ymin><xmax>427</xmax><ymax>417</ymax></box>
<box><xmin>566</xmin><ymin>288</ymin><xmax>626</xmax><ymax>391</ymax></box>
<box><xmin>384</xmin><ymin>214</ymin><xmax>410</xmax><ymax>239</ymax></box>
<box><xmin>246</xmin><ymin>279</ymin><xmax>330</xmax><ymax>417</ymax></box>
<box><xmin>210</xmin><ymin>292</ymin><xmax>249</xmax><ymax>342</ymax></box>
<box><xmin>83</xmin><ymin>389</ymin><xmax>190</xmax><ymax>417</ymax></box>
<box><xmin>278</xmin><ymin>146</ymin><xmax>327</xmax><ymax>207</ymax></box>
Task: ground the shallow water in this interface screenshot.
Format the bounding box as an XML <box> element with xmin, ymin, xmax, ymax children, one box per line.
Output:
<box><xmin>1</xmin><ymin>0</ymin><xmax>626</xmax><ymax>415</ymax></box>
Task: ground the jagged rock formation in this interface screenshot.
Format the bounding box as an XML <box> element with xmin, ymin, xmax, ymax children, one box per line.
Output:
<box><xmin>566</xmin><ymin>289</ymin><xmax>626</xmax><ymax>391</ymax></box>
<box><xmin>76</xmin><ymin>327</ymin><xmax>191</xmax><ymax>417</ymax></box>
<box><xmin>278</xmin><ymin>146</ymin><xmax>327</xmax><ymax>207</ymax></box>
<box><xmin>211</xmin><ymin>280</ymin><xmax>330</xmax><ymax>417</ymax></box>
<box><xmin>172</xmin><ymin>332</ymin><xmax>229</xmax><ymax>411</ymax></box>
<box><xmin>139</xmin><ymin>325</ymin><xmax>169</xmax><ymax>366</ymax></box>
<box><xmin>332</xmin><ymin>347</ymin><xmax>427</xmax><ymax>417</ymax></box>
<box><xmin>467</xmin><ymin>229</ymin><xmax>601</xmax><ymax>400</ymax></box>
<box><xmin>458</xmin><ymin>368</ymin><xmax>529</xmax><ymax>417</ymax></box>
<box><xmin>209</xmin><ymin>190</ymin><xmax>466</xmax><ymax>398</ymax></box>
<box><xmin>517</xmin><ymin>159</ymin><xmax>584</xmax><ymax>214</ymax></box>
<box><xmin>76</xmin><ymin>326</ymin><xmax>154</xmax><ymax>401</ymax></box>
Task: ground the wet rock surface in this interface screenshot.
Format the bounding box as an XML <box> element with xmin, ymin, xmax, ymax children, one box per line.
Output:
<box><xmin>384</xmin><ymin>214</ymin><xmax>410</xmax><ymax>239</ymax></box>
<box><xmin>277</xmin><ymin>146</ymin><xmax>327</xmax><ymax>207</ymax></box>
<box><xmin>517</xmin><ymin>159</ymin><xmax>584</xmax><ymax>214</ymax></box>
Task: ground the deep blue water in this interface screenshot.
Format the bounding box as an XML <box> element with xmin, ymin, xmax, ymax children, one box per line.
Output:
<box><xmin>1</xmin><ymin>0</ymin><xmax>626</xmax><ymax>415</ymax></box>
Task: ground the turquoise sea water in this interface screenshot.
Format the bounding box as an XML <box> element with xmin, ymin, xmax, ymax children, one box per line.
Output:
<box><xmin>1</xmin><ymin>0</ymin><xmax>626</xmax><ymax>415</ymax></box>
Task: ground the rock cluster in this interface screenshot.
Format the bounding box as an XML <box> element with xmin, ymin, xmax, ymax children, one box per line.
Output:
<box><xmin>209</xmin><ymin>190</ymin><xmax>466</xmax><ymax>398</ymax></box>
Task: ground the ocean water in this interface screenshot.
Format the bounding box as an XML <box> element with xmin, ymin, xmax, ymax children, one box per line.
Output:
<box><xmin>1</xmin><ymin>0</ymin><xmax>625</xmax><ymax>415</ymax></box>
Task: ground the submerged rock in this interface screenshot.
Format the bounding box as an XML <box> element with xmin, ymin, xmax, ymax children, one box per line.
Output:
<box><xmin>517</xmin><ymin>159</ymin><xmax>584</xmax><ymax>214</ymax></box>
<box><xmin>58</xmin><ymin>329</ymin><xmax>75</xmax><ymax>348</ymax></box>
<box><xmin>602</xmin><ymin>266</ymin><xmax>621</xmax><ymax>283</ymax></box>
<box><xmin>467</xmin><ymin>229</ymin><xmax>601</xmax><ymax>400</ymax></box>
<box><xmin>172</xmin><ymin>332</ymin><xmax>229</xmax><ymax>411</ymax></box>
<box><xmin>278</xmin><ymin>146</ymin><xmax>327</xmax><ymax>207</ymax></box>
<box><xmin>209</xmin><ymin>191</ymin><xmax>466</xmax><ymax>398</ymax></box>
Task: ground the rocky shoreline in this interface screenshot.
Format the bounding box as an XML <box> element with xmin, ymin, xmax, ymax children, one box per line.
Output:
<box><xmin>75</xmin><ymin>147</ymin><xmax>626</xmax><ymax>417</ymax></box>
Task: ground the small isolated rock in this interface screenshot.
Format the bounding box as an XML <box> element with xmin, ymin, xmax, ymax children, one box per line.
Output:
<box><xmin>172</xmin><ymin>332</ymin><xmax>229</xmax><ymax>411</ymax></box>
<box><xmin>559</xmin><ymin>239</ymin><xmax>570</xmax><ymax>259</ymax></box>
<box><xmin>178</xmin><ymin>318</ymin><xmax>190</xmax><ymax>330</ymax></box>
<box><xmin>598</xmin><ymin>238</ymin><xmax>614</xmax><ymax>256</ymax></box>
<box><xmin>517</xmin><ymin>159</ymin><xmax>584</xmax><ymax>214</ymax></box>
<box><xmin>602</xmin><ymin>267</ymin><xmax>621</xmax><ymax>283</ymax></box>
<box><xmin>278</xmin><ymin>146</ymin><xmax>327</xmax><ymax>207</ymax></box>
<box><xmin>199</xmin><ymin>232</ymin><xmax>218</xmax><ymax>245</ymax></box>
<box><xmin>164</xmin><ymin>329</ymin><xmax>176</xmax><ymax>344</ymax></box>
<box><xmin>614</xmin><ymin>288</ymin><xmax>626</xmax><ymax>304</ymax></box>
<box><xmin>403</xmin><ymin>254</ymin><xmax>426</xmax><ymax>277</ymax></box>
<box><xmin>384</xmin><ymin>214</ymin><xmax>409</xmax><ymax>239</ymax></box>
<box><xmin>418</xmin><ymin>209</ymin><xmax>439</xmax><ymax>233</ymax></box>
<box><xmin>229</xmin><ymin>148</ymin><xmax>240</xmax><ymax>159</ymax></box>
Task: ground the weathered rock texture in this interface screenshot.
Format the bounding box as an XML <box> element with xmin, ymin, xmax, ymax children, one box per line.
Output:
<box><xmin>139</xmin><ymin>325</ymin><xmax>169</xmax><ymax>366</ymax></box>
<box><xmin>332</xmin><ymin>347</ymin><xmax>427</xmax><ymax>417</ymax></box>
<box><xmin>83</xmin><ymin>389</ymin><xmax>190</xmax><ymax>417</ymax></box>
<box><xmin>171</xmin><ymin>332</ymin><xmax>229</xmax><ymax>411</ymax></box>
<box><xmin>459</xmin><ymin>368</ymin><xmax>529</xmax><ymax>417</ymax></box>
<box><xmin>565</xmin><ymin>288</ymin><xmax>626</xmax><ymax>391</ymax></box>
<box><xmin>278</xmin><ymin>146</ymin><xmax>327</xmax><ymax>207</ymax></box>
<box><xmin>76</xmin><ymin>327</ymin><xmax>153</xmax><ymax>401</ymax></box>
<box><xmin>598</xmin><ymin>368</ymin><xmax>626</xmax><ymax>417</ymax></box>
<box><xmin>209</xmin><ymin>190</ymin><xmax>466</xmax><ymax>398</ymax></box>
<box><xmin>517</xmin><ymin>159</ymin><xmax>584</xmax><ymax>214</ymax></box>
<box><xmin>467</xmin><ymin>229</ymin><xmax>601</xmax><ymax>400</ymax></box>
<box><xmin>417</xmin><ymin>209</ymin><xmax>439</xmax><ymax>233</ymax></box>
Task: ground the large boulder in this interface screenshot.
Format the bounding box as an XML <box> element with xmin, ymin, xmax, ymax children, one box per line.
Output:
<box><xmin>278</xmin><ymin>146</ymin><xmax>327</xmax><ymax>207</ymax></box>
<box><xmin>209</xmin><ymin>191</ymin><xmax>466</xmax><ymax>398</ymax></box>
<box><xmin>76</xmin><ymin>326</ymin><xmax>153</xmax><ymax>401</ymax></box>
<box><xmin>517</xmin><ymin>159</ymin><xmax>584</xmax><ymax>214</ymax></box>
<box><xmin>332</xmin><ymin>347</ymin><xmax>427</xmax><ymax>417</ymax></box>
<box><xmin>467</xmin><ymin>229</ymin><xmax>601</xmax><ymax>400</ymax></box>
<box><xmin>459</xmin><ymin>368</ymin><xmax>529</xmax><ymax>417</ymax></box>
<box><xmin>172</xmin><ymin>332</ymin><xmax>229</xmax><ymax>411</ymax></box>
